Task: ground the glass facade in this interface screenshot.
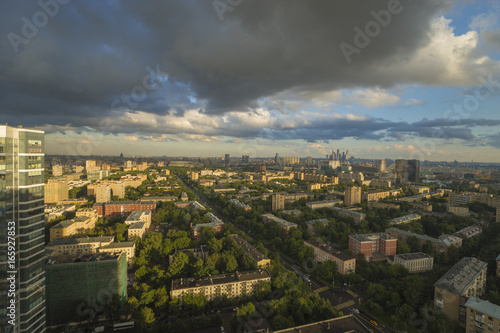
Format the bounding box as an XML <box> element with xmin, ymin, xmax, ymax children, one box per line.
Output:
<box><xmin>0</xmin><ymin>126</ymin><xmax>46</xmax><ymax>333</ymax></box>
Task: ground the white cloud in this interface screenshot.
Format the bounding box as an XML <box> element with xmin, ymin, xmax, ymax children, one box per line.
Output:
<box><xmin>343</xmin><ymin>88</ymin><xmax>400</xmax><ymax>108</ymax></box>
<box><xmin>123</xmin><ymin>135</ymin><xmax>139</xmax><ymax>142</ymax></box>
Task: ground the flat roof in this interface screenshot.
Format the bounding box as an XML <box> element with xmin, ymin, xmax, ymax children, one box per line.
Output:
<box><xmin>47</xmin><ymin>236</ymin><xmax>114</xmax><ymax>247</ymax></box>
<box><xmin>389</xmin><ymin>214</ymin><xmax>421</xmax><ymax>224</ymax></box>
<box><xmin>100</xmin><ymin>241</ymin><xmax>136</xmax><ymax>249</ymax></box>
<box><xmin>434</xmin><ymin>257</ymin><xmax>487</xmax><ymax>295</ymax></box>
<box><xmin>466</xmin><ymin>298</ymin><xmax>500</xmax><ymax>319</ymax></box>
<box><xmin>230</xmin><ymin>234</ymin><xmax>270</xmax><ymax>262</ymax></box>
<box><xmin>349</xmin><ymin>233</ymin><xmax>395</xmax><ymax>242</ymax></box>
<box><xmin>46</xmin><ymin>252</ymin><xmax>123</xmax><ymax>266</ymax></box>
<box><xmin>395</xmin><ymin>252</ymin><xmax>432</xmax><ymax>261</ymax></box>
<box><xmin>171</xmin><ymin>269</ymin><xmax>271</xmax><ymax>291</ymax></box>
<box><xmin>305</xmin><ymin>239</ymin><xmax>356</xmax><ymax>262</ymax></box>
<box><xmin>129</xmin><ymin>222</ymin><xmax>146</xmax><ymax>230</ymax></box>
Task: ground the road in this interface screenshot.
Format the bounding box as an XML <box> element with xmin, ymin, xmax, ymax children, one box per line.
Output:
<box><xmin>177</xmin><ymin>175</ymin><xmax>392</xmax><ymax>333</ymax></box>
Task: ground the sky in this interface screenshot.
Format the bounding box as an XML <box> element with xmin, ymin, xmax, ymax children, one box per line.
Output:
<box><xmin>1</xmin><ymin>0</ymin><xmax>500</xmax><ymax>162</ymax></box>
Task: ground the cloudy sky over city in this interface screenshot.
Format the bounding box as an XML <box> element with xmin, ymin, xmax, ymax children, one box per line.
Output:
<box><xmin>1</xmin><ymin>0</ymin><xmax>500</xmax><ymax>161</ymax></box>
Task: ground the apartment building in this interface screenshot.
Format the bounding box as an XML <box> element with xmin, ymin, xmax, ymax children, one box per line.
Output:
<box><xmin>331</xmin><ymin>206</ymin><xmax>366</xmax><ymax>224</ymax></box>
<box><xmin>190</xmin><ymin>214</ymin><xmax>224</xmax><ymax>241</ymax></box>
<box><xmin>348</xmin><ymin>233</ymin><xmax>397</xmax><ymax>262</ymax></box>
<box><xmin>175</xmin><ymin>201</ymin><xmax>206</xmax><ymax>210</ymax></box>
<box><xmin>306</xmin><ymin>200</ymin><xmax>342</xmax><ymax>210</ymax></box>
<box><xmin>465</xmin><ymin>298</ymin><xmax>500</xmax><ymax>333</ymax></box>
<box><xmin>272</xmin><ymin>193</ymin><xmax>285</xmax><ymax>211</ymax></box>
<box><xmin>367</xmin><ymin>202</ymin><xmax>400</xmax><ymax>210</ymax></box>
<box><xmin>229</xmin><ymin>199</ymin><xmax>252</xmax><ymax>211</ymax></box>
<box><xmin>230</xmin><ymin>234</ymin><xmax>270</xmax><ymax>269</ymax></box>
<box><xmin>125</xmin><ymin>210</ymin><xmax>152</xmax><ymax>229</ymax></box>
<box><xmin>49</xmin><ymin>215</ymin><xmax>97</xmax><ymax>241</ymax></box>
<box><xmin>98</xmin><ymin>241</ymin><xmax>136</xmax><ymax>268</ymax></box>
<box><xmin>447</xmin><ymin>205</ymin><xmax>470</xmax><ymax>217</ymax></box>
<box><xmin>52</xmin><ymin>165</ymin><xmax>63</xmax><ymax>177</ymax></box>
<box><xmin>128</xmin><ymin>222</ymin><xmax>147</xmax><ymax>240</ymax></box>
<box><xmin>362</xmin><ymin>191</ymin><xmax>391</xmax><ymax>202</ymax></box>
<box><xmin>261</xmin><ymin>214</ymin><xmax>298</xmax><ymax>234</ymax></box>
<box><xmin>46</xmin><ymin>236</ymin><xmax>115</xmax><ymax>256</ymax></box>
<box><xmin>389</xmin><ymin>213</ymin><xmax>421</xmax><ymax>226</ymax></box>
<box><xmin>304</xmin><ymin>240</ymin><xmax>356</xmax><ymax>275</ymax></box>
<box><xmin>169</xmin><ymin>246</ymin><xmax>209</xmax><ymax>265</ymax></box>
<box><xmin>344</xmin><ymin>186</ymin><xmax>361</xmax><ymax>206</ymax></box>
<box><xmin>75</xmin><ymin>208</ymin><xmax>98</xmax><ymax>224</ymax></box>
<box><xmin>170</xmin><ymin>270</ymin><xmax>271</xmax><ymax>302</ymax></box>
<box><xmin>88</xmin><ymin>180</ymin><xmax>126</xmax><ymax>199</ymax></box>
<box><xmin>95</xmin><ymin>184</ymin><xmax>111</xmax><ymax>203</ymax></box>
<box><xmin>453</xmin><ymin>226</ymin><xmax>482</xmax><ymax>239</ymax></box>
<box><xmin>45</xmin><ymin>177</ymin><xmax>69</xmax><ymax>203</ymax></box>
<box><xmin>93</xmin><ymin>199</ymin><xmax>156</xmax><ymax>217</ymax></box>
<box><xmin>392</xmin><ymin>252</ymin><xmax>434</xmax><ymax>273</ymax></box>
<box><xmin>434</xmin><ymin>257</ymin><xmax>487</xmax><ymax>325</ymax></box>
<box><xmin>305</xmin><ymin>219</ymin><xmax>330</xmax><ymax>235</ymax></box>
<box><xmin>386</xmin><ymin>227</ymin><xmax>462</xmax><ymax>256</ymax></box>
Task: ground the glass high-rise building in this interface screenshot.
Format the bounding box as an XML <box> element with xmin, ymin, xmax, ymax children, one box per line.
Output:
<box><xmin>0</xmin><ymin>125</ymin><xmax>46</xmax><ymax>333</ymax></box>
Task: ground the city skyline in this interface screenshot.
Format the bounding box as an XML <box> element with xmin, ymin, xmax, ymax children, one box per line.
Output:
<box><xmin>1</xmin><ymin>1</ymin><xmax>500</xmax><ymax>163</ymax></box>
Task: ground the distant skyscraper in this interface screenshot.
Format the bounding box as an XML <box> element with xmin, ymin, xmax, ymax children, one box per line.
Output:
<box><xmin>337</xmin><ymin>149</ymin><xmax>340</xmax><ymax>161</ymax></box>
<box><xmin>0</xmin><ymin>125</ymin><xmax>46</xmax><ymax>332</ymax></box>
<box><xmin>307</xmin><ymin>156</ymin><xmax>312</xmax><ymax>165</ymax></box>
<box><xmin>395</xmin><ymin>159</ymin><xmax>420</xmax><ymax>184</ymax></box>
<box><xmin>344</xmin><ymin>186</ymin><xmax>361</xmax><ymax>207</ymax></box>
<box><xmin>345</xmin><ymin>150</ymin><xmax>349</xmax><ymax>161</ymax></box>
<box><xmin>378</xmin><ymin>159</ymin><xmax>387</xmax><ymax>173</ymax></box>
<box><xmin>275</xmin><ymin>153</ymin><xmax>280</xmax><ymax>164</ymax></box>
<box><xmin>242</xmin><ymin>155</ymin><xmax>249</xmax><ymax>163</ymax></box>
<box><xmin>225</xmin><ymin>154</ymin><xmax>230</xmax><ymax>163</ymax></box>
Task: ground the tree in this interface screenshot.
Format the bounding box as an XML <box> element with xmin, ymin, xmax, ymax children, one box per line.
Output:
<box><xmin>137</xmin><ymin>306</ymin><xmax>156</xmax><ymax>332</ymax></box>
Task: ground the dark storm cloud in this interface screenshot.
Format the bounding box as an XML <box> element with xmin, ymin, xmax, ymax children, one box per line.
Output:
<box><xmin>1</xmin><ymin>0</ymin><xmax>454</xmax><ymax>126</ymax></box>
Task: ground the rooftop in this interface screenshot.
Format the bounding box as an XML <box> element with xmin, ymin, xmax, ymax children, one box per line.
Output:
<box><xmin>349</xmin><ymin>233</ymin><xmax>395</xmax><ymax>242</ymax></box>
<box><xmin>45</xmin><ymin>252</ymin><xmax>123</xmax><ymax>266</ymax></box>
<box><xmin>99</xmin><ymin>241</ymin><xmax>136</xmax><ymax>249</ymax></box>
<box><xmin>171</xmin><ymin>269</ymin><xmax>271</xmax><ymax>291</ymax></box>
<box><xmin>129</xmin><ymin>222</ymin><xmax>146</xmax><ymax>230</ymax></box>
<box><xmin>395</xmin><ymin>252</ymin><xmax>432</xmax><ymax>261</ymax></box>
<box><xmin>125</xmin><ymin>210</ymin><xmax>151</xmax><ymax>221</ymax></box>
<box><xmin>230</xmin><ymin>234</ymin><xmax>269</xmax><ymax>263</ymax></box>
<box><xmin>305</xmin><ymin>239</ymin><xmax>356</xmax><ymax>262</ymax></box>
<box><xmin>389</xmin><ymin>213</ymin><xmax>421</xmax><ymax>224</ymax></box>
<box><xmin>466</xmin><ymin>298</ymin><xmax>500</xmax><ymax>319</ymax></box>
<box><xmin>386</xmin><ymin>227</ymin><xmax>461</xmax><ymax>246</ymax></box>
<box><xmin>261</xmin><ymin>213</ymin><xmax>297</xmax><ymax>228</ymax></box>
<box><xmin>47</xmin><ymin>236</ymin><xmax>115</xmax><ymax>247</ymax></box>
<box><xmin>434</xmin><ymin>257</ymin><xmax>487</xmax><ymax>295</ymax></box>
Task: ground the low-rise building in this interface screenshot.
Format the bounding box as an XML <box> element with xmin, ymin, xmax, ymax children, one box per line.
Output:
<box><xmin>125</xmin><ymin>210</ymin><xmax>152</xmax><ymax>229</ymax></box>
<box><xmin>175</xmin><ymin>200</ymin><xmax>206</xmax><ymax>210</ymax></box>
<box><xmin>230</xmin><ymin>234</ymin><xmax>270</xmax><ymax>268</ymax></box>
<box><xmin>49</xmin><ymin>215</ymin><xmax>97</xmax><ymax>242</ymax></box>
<box><xmin>228</xmin><ymin>199</ymin><xmax>252</xmax><ymax>211</ymax></box>
<box><xmin>453</xmin><ymin>226</ymin><xmax>482</xmax><ymax>239</ymax></box>
<box><xmin>465</xmin><ymin>298</ymin><xmax>500</xmax><ymax>333</ymax></box>
<box><xmin>170</xmin><ymin>269</ymin><xmax>271</xmax><ymax>302</ymax></box>
<box><xmin>367</xmin><ymin>201</ymin><xmax>400</xmax><ymax>210</ymax></box>
<box><xmin>348</xmin><ymin>233</ymin><xmax>397</xmax><ymax>262</ymax></box>
<box><xmin>306</xmin><ymin>200</ymin><xmax>342</xmax><ymax>210</ymax></box>
<box><xmin>386</xmin><ymin>227</ymin><xmax>462</xmax><ymax>256</ymax></box>
<box><xmin>362</xmin><ymin>191</ymin><xmax>391</xmax><ymax>202</ymax></box>
<box><xmin>305</xmin><ymin>219</ymin><xmax>329</xmax><ymax>235</ymax></box>
<box><xmin>447</xmin><ymin>205</ymin><xmax>470</xmax><ymax>217</ymax></box>
<box><xmin>261</xmin><ymin>214</ymin><xmax>298</xmax><ymax>234</ymax></box>
<box><xmin>331</xmin><ymin>206</ymin><xmax>366</xmax><ymax>224</ymax></box>
<box><xmin>434</xmin><ymin>257</ymin><xmax>487</xmax><ymax>325</ymax></box>
<box><xmin>169</xmin><ymin>246</ymin><xmax>209</xmax><ymax>265</ymax></box>
<box><xmin>389</xmin><ymin>213</ymin><xmax>421</xmax><ymax>225</ymax></box>
<box><xmin>45</xmin><ymin>178</ymin><xmax>69</xmax><ymax>204</ymax></box>
<box><xmin>392</xmin><ymin>252</ymin><xmax>433</xmax><ymax>273</ymax></box>
<box><xmin>45</xmin><ymin>205</ymin><xmax>76</xmax><ymax>222</ymax></box>
<box><xmin>98</xmin><ymin>241</ymin><xmax>136</xmax><ymax>268</ymax></box>
<box><xmin>190</xmin><ymin>214</ymin><xmax>224</xmax><ymax>240</ymax></box>
<box><xmin>128</xmin><ymin>222</ymin><xmax>147</xmax><ymax>240</ymax></box>
<box><xmin>93</xmin><ymin>200</ymin><xmax>156</xmax><ymax>217</ymax></box>
<box><xmin>304</xmin><ymin>240</ymin><xmax>356</xmax><ymax>275</ymax></box>
<box><xmin>46</xmin><ymin>236</ymin><xmax>115</xmax><ymax>256</ymax></box>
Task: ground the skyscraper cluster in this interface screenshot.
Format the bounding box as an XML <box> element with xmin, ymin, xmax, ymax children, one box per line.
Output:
<box><xmin>331</xmin><ymin>149</ymin><xmax>349</xmax><ymax>162</ymax></box>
